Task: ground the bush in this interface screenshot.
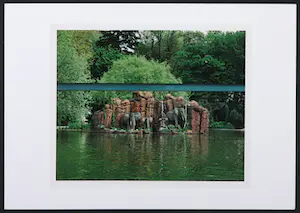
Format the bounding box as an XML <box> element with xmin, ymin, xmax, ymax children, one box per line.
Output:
<box><xmin>229</xmin><ymin>109</ymin><xmax>244</xmax><ymax>129</ymax></box>
<box><xmin>210</xmin><ymin>121</ymin><xmax>234</xmax><ymax>129</ymax></box>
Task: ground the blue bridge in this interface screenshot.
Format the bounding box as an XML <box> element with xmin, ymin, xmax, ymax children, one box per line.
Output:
<box><xmin>57</xmin><ymin>83</ymin><xmax>245</xmax><ymax>92</ymax></box>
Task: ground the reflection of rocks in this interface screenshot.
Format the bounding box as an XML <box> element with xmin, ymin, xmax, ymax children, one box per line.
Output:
<box><xmin>105</xmin><ymin>134</ymin><xmax>112</xmax><ymax>153</ymax></box>
<box><xmin>190</xmin><ymin>134</ymin><xmax>200</xmax><ymax>155</ymax></box>
<box><xmin>128</xmin><ymin>134</ymin><xmax>135</xmax><ymax>151</ymax></box>
<box><xmin>200</xmin><ymin>135</ymin><xmax>209</xmax><ymax>158</ymax></box>
<box><xmin>187</xmin><ymin>133</ymin><xmax>209</xmax><ymax>161</ymax></box>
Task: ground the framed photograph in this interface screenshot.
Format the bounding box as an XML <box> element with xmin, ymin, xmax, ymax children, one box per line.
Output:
<box><xmin>4</xmin><ymin>3</ymin><xmax>296</xmax><ymax>210</ymax></box>
<box><xmin>56</xmin><ymin>29</ymin><xmax>245</xmax><ymax>181</ymax></box>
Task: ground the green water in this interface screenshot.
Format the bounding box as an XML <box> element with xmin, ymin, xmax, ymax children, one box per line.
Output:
<box><xmin>56</xmin><ymin>130</ymin><xmax>244</xmax><ymax>181</ymax></box>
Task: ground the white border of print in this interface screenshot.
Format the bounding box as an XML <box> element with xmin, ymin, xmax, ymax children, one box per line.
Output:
<box><xmin>5</xmin><ymin>3</ymin><xmax>296</xmax><ymax>210</ymax></box>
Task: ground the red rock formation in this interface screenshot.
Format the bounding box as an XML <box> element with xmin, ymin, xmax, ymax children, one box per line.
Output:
<box><xmin>105</xmin><ymin>104</ymin><xmax>113</xmax><ymax>129</ymax></box>
<box><xmin>144</xmin><ymin>91</ymin><xmax>153</xmax><ymax>99</ymax></box>
<box><xmin>114</xmin><ymin>98</ymin><xmax>122</xmax><ymax>128</ymax></box>
<box><xmin>133</xmin><ymin>99</ymin><xmax>141</xmax><ymax>113</ymax></box>
<box><xmin>146</xmin><ymin>97</ymin><xmax>155</xmax><ymax>118</ymax></box>
<box><xmin>176</xmin><ymin>96</ymin><xmax>185</xmax><ymax>108</ymax></box>
<box><xmin>200</xmin><ymin>108</ymin><xmax>209</xmax><ymax>134</ymax></box>
<box><xmin>133</xmin><ymin>99</ymin><xmax>141</xmax><ymax>129</ymax></box>
<box><xmin>137</xmin><ymin>91</ymin><xmax>145</xmax><ymax>98</ymax></box>
<box><xmin>165</xmin><ymin>93</ymin><xmax>175</xmax><ymax>100</ymax></box>
<box><xmin>99</xmin><ymin>111</ymin><xmax>105</xmax><ymax>126</ymax></box>
<box><xmin>91</xmin><ymin>110</ymin><xmax>102</xmax><ymax>129</ymax></box>
<box><xmin>190</xmin><ymin>100</ymin><xmax>201</xmax><ymax>133</ymax></box>
<box><xmin>140</xmin><ymin>97</ymin><xmax>147</xmax><ymax>127</ymax></box>
<box><xmin>112</xmin><ymin>98</ymin><xmax>121</xmax><ymax>114</ymax></box>
<box><xmin>166</xmin><ymin>98</ymin><xmax>174</xmax><ymax>112</ymax></box>
<box><xmin>118</xmin><ymin>100</ymin><xmax>129</xmax><ymax>128</ymax></box>
<box><xmin>123</xmin><ymin>100</ymin><xmax>131</xmax><ymax>113</ymax></box>
<box><xmin>152</xmin><ymin>99</ymin><xmax>162</xmax><ymax>132</ymax></box>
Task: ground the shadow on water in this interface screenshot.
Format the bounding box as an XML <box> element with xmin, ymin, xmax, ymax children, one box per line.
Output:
<box><xmin>56</xmin><ymin>130</ymin><xmax>244</xmax><ymax>181</ymax></box>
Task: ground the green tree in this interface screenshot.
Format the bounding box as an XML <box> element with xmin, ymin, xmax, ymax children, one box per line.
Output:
<box><xmin>57</xmin><ymin>30</ymin><xmax>92</xmax><ymax>125</ymax></box>
<box><xmin>72</xmin><ymin>30</ymin><xmax>99</xmax><ymax>59</ymax></box>
<box><xmin>136</xmin><ymin>30</ymin><xmax>184</xmax><ymax>63</ymax></box>
<box><xmin>181</xmin><ymin>31</ymin><xmax>205</xmax><ymax>45</ymax></box>
<box><xmin>96</xmin><ymin>30</ymin><xmax>140</xmax><ymax>53</ymax></box>
<box><xmin>204</xmin><ymin>31</ymin><xmax>245</xmax><ymax>85</ymax></box>
<box><xmin>90</xmin><ymin>45</ymin><xmax>122</xmax><ymax>80</ymax></box>
<box><xmin>170</xmin><ymin>31</ymin><xmax>245</xmax><ymax>85</ymax></box>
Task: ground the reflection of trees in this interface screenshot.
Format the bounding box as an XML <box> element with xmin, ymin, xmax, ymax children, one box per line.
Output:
<box><xmin>56</xmin><ymin>131</ymin><xmax>69</xmax><ymax>144</ymax></box>
<box><xmin>78</xmin><ymin>132</ymin><xmax>88</xmax><ymax>178</ymax></box>
<box><xmin>126</xmin><ymin>134</ymin><xmax>139</xmax><ymax>179</ymax></box>
<box><xmin>145</xmin><ymin>134</ymin><xmax>152</xmax><ymax>155</ymax></box>
<box><xmin>105</xmin><ymin>134</ymin><xmax>112</xmax><ymax>153</ymax></box>
<box><xmin>138</xmin><ymin>134</ymin><xmax>152</xmax><ymax>178</ymax></box>
<box><xmin>183</xmin><ymin>134</ymin><xmax>187</xmax><ymax>172</ymax></box>
<box><xmin>143</xmin><ymin>134</ymin><xmax>153</xmax><ymax>177</ymax></box>
<box><xmin>128</xmin><ymin>134</ymin><xmax>135</xmax><ymax>152</ymax></box>
<box><xmin>158</xmin><ymin>135</ymin><xmax>165</xmax><ymax>177</ymax></box>
<box><xmin>234</xmin><ymin>135</ymin><xmax>244</xmax><ymax>170</ymax></box>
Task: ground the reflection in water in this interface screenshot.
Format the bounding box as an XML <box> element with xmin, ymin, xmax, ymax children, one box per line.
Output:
<box><xmin>57</xmin><ymin>130</ymin><xmax>244</xmax><ymax>180</ymax></box>
<box><xmin>200</xmin><ymin>135</ymin><xmax>209</xmax><ymax>159</ymax></box>
<box><xmin>105</xmin><ymin>134</ymin><xmax>111</xmax><ymax>153</ymax></box>
<box><xmin>189</xmin><ymin>134</ymin><xmax>200</xmax><ymax>155</ymax></box>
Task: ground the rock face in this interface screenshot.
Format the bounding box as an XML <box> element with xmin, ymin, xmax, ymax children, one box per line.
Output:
<box><xmin>152</xmin><ymin>100</ymin><xmax>162</xmax><ymax>132</ymax></box>
<box><xmin>91</xmin><ymin>110</ymin><xmax>105</xmax><ymax>129</ymax></box>
<box><xmin>140</xmin><ymin>97</ymin><xmax>147</xmax><ymax>128</ymax></box>
<box><xmin>120</xmin><ymin>100</ymin><xmax>130</xmax><ymax>129</ymax></box>
<box><xmin>190</xmin><ymin>100</ymin><xmax>201</xmax><ymax>133</ymax></box>
<box><xmin>104</xmin><ymin>104</ymin><xmax>113</xmax><ymax>129</ymax></box>
<box><xmin>200</xmin><ymin>108</ymin><xmax>209</xmax><ymax>134</ymax></box>
<box><xmin>188</xmin><ymin>100</ymin><xmax>209</xmax><ymax>134</ymax></box>
<box><xmin>113</xmin><ymin>98</ymin><xmax>122</xmax><ymax>128</ymax></box>
<box><xmin>91</xmin><ymin>110</ymin><xmax>101</xmax><ymax>129</ymax></box>
<box><xmin>93</xmin><ymin>91</ymin><xmax>210</xmax><ymax>134</ymax></box>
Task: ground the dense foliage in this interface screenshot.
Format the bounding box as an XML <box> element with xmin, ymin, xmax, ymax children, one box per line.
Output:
<box><xmin>90</xmin><ymin>45</ymin><xmax>122</xmax><ymax>80</ymax></box>
<box><xmin>90</xmin><ymin>31</ymin><xmax>140</xmax><ymax>80</ymax></box>
<box><xmin>170</xmin><ymin>31</ymin><xmax>245</xmax><ymax>85</ymax></box>
<box><xmin>57</xmin><ymin>30</ymin><xmax>245</xmax><ymax>128</ymax></box>
<box><xmin>57</xmin><ymin>30</ymin><xmax>96</xmax><ymax>125</ymax></box>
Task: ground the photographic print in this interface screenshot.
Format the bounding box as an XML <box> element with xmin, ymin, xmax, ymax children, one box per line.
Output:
<box><xmin>56</xmin><ymin>30</ymin><xmax>245</xmax><ymax>181</ymax></box>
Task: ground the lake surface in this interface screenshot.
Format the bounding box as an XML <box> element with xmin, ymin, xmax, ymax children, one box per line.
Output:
<box><xmin>56</xmin><ymin>130</ymin><xmax>244</xmax><ymax>181</ymax></box>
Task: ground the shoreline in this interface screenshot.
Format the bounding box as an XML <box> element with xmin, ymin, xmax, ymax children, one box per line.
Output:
<box><xmin>56</xmin><ymin>126</ymin><xmax>244</xmax><ymax>133</ymax></box>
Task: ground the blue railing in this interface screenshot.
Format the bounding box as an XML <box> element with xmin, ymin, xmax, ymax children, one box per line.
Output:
<box><xmin>57</xmin><ymin>83</ymin><xmax>245</xmax><ymax>92</ymax></box>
